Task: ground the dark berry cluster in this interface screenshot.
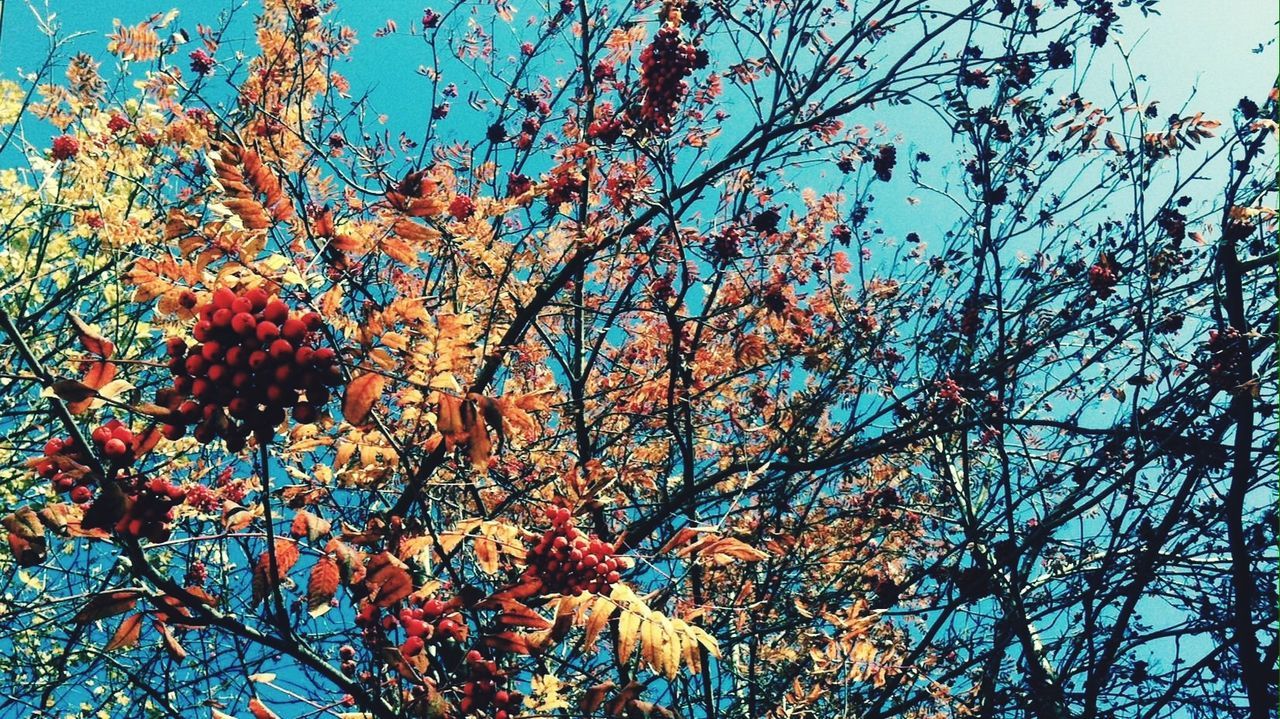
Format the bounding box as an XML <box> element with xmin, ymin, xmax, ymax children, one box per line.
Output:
<box><xmin>113</xmin><ymin>476</ymin><xmax>186</xmax><ymax>542</ymax></box>
<box><xmin>1087</xmin><ymin>259</ymin><xmax>1118</xmax><ymax>299</ymax></box>
<box><xmin>636</xmin><ymin>25</ymin><xmax>703</xmax><ymax>133</ymax></box>
<box><xmin>396</xmin><ymin>596</ymin><xmax>468</xmax><ymax>659</ymax></box>
<box><xmin>525</xmin><ymin>508</ymin><xmax>624</xmax><ymax>595</ymax></box>
<box><xmin>1205</xmin><ymin>327</ymin><xmax>1249</xmax><ymax>392</ymax></box>
<box><xmin>873</xmin><ymin>145</ymin><xmax>897</xmax><ymax>182</ymax></box>
<box><xmin>460</xmin><ymin>650</ymin><xmax>521</xmax><ymax>719</ymax></box>
<box><xmin>157</xmin><ymin>287</ymin><xmax>340</xmax><ymax>450</ymax></box>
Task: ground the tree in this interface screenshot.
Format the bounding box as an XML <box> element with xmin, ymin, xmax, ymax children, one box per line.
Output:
<box><xmin>0</xmin><ymin>1</ymin><xmax>1273</xmax><ymax>717</ymax></box>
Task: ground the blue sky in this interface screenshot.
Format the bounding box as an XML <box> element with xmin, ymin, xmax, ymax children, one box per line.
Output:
<box><xmin>1</xmin><ymin>0</ymin><xmax>1274</xmax><ymax>133</ymax></box>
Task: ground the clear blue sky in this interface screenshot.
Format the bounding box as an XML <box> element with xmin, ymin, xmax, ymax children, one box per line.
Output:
<box><xmin>0</xmin><ymin>0</ymin><xmax>1274</xmax><ymax>135</ymax></box>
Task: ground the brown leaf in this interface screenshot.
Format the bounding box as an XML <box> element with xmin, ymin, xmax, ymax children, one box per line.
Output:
<box><xmin>365</xmin><ymin>552</ymin><xmax>413</xmax><ymax>607</ymax></box>
<box><xmin>73</xmin><ymin>590</ymin><xmax>143</xmax><ymax>624</ymax></box>
<box><xmin>106</xmin><ymin>613</ymin><xmax>143</xmax><ymax>652</ymax></box>
<box><xmin>289</xmin><ymin>510</ymin><xmax>332</xmax><ymax>542</ymax></box>
<box><xmin>251</xmin><ymin>539</ymin><xmax>301</xmax><ymax>606</ymax></box>
<box><xmin>342</xmin><ymin>372</ymin><xmax>386</xmax><ymax>426</ymax></box>
<box><xmin>4</xmin><ymin>506</ymin><xmax>47</xmax><ymax>566</ymax></box>
<box><xmin>69</xmin><ymin>313</ymin><xmax>115</xmax><ymax>358</ymax></box>
<box><xmin>307</xmin><ymin>556</ymin><xmax>340</xmax><ymax>617</ymax></box>
<box><xmin>581</xmin><ymin>682</ymin><xmax>616</xmax><ymax>713</ymax></box>
<box><xmin>51</xmin><ymin>379</ymin><xmax>98</xmax><ymax>404</ymax></box>
<box><xmin>156</xmin><ymin>620</ymin><xmax>187</xmax><ymax>659</ymax></box>
<box><xmin>482</xmin><ymin>631</ymin><xmax>534</xmax><ymax>655</ymax></box>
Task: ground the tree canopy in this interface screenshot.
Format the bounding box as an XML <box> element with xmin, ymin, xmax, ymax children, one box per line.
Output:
<box><xmin>0</xmin><ymin>1</ymin><xmax>1274</xmax><ymax>718</ymax></box>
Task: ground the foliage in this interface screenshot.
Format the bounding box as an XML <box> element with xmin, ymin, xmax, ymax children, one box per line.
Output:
<box><xmin>0</xmin><ymin>1</ymin><xmax>1274</xmax><ymax>718</ymax></box>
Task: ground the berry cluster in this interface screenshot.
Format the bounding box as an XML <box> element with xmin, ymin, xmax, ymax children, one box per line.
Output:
<box><xmin>1087</xmin><ymin>259</ymin><xmax>1118</xmax><ymax>299</ymax></box>
<box><xmin>157</xmin><ymin>287</ymin><xmax>340</xmax><ymax>450</ymax></box>
<box><xmin>460</xmin><ymin>650</ymin><xmax>520</xmax><ymax>719</ymax></box>
<box><xmin>525</xmin><ymin>508</ymin><xmax>624</xmax><ymax>595</ymax></box>
<box><xmin>36</xmin><ymin>437</ymin><xmax>95</xmax><ymax>504</ymax></box>
<box><xmin>36</xmin><ymin>419</ymin><xmax>142</xmax><ymax>505</ymax></box>
<box><xmin>873</xmin><ymin>145</ymin><xmax>897</xmax><ymax>182</ymax></box>
<box><xmin>636</xmin><ymin>25</ymin><xmax>703</xmax><ymax>133</ymax></box>
<box><xmin>113</xmin><ymin>476</ymin><xmax>186</xmax><ymax>542</ymax></box>
<box><xmin>936</xmin><ymin>377</ymin><xmax>964</xmax><ymax>408</ymax></box>
<box><xmin>586</xmin><ymin>102</ymin><xmax>624</xmax><ymax>144</ymax></box>
<box><xmin>450</xmin><ymin>194</ymin><xmax>476</xmax><ymax>220</ymax></box>
<box><xmin>396</xmin><ymin>596</ymin><xmax>468</xmax><ymax>659</ymax></box>
<box><xmin>1205</xmin><ymin>327</ymin><xmax>1249</xmax><ymax>392</ymax></box>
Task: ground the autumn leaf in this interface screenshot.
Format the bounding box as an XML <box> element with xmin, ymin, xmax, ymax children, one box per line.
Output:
<box><xmin>73</xmin><ymin>590</ymin><xmax>142</xmax><ymax>624</ymax></box>
<box><xmin>69</xmin><ymin>313</ymin><xmax>115</xmax><ymax>357</ymax></box>
<box><xmin>106</xmin><ymin>613</ymin><xmax>143</xmax><ymax>652</ymax></box>
<box><xmin>364</xmin><ymin>552</ymin><xmax>413</xmax><ymax>607</ymax></box>
<box><xmin>290</xmin><ymin>510</ymin><xmax>332</xmax><ymax>542</ymax></box>
<box><xmin>307</xmin><ymin>556</ymin><xmax>340</xmax><ymax>616</ymax></box>
<box><xmin>251</xmin><ymin>539</ymin><xmax>301</xmax><ymax>606</ymax></box>
<box><xmin>3</xmin><ymin>507</ymin><xmax>47</xmax><ymax>566</ymax></box>
<box><xmin>248</xmin><ymin>698</ymin><xmax>280</xmax><ymax>719</ymax></box>
<box><xmin>343</xmin><ymin>372</ymin><xmax>386</xmax><ymax>426</ymax></box>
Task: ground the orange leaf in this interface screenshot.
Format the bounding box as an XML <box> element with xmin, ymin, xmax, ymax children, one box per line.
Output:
<box><xmin>365</xmin><ymin>552</ymin><xmax>414</xmax><ymax>607</ymax></box>
<box><xmin>251</xmin><ymin>538</ymin><xmax>301</xmax><ymax>606</ymax></box>
<box><xmin>342</xmin><ymin>372</ymin><xmax>386</xmax><ymax>426</ymax></box>
<box><xmin>69</xmin><ymin>313</ymin><xmax>115</xmax><ymax>358</ymax></box>
<box><xmin>248</xmin><ymin>698</ymin><xmax>280</xmax><ymax>719</ymax></box>
<box><xmin>290</xmin><ymin>510</ymin><xmax>332</xmax><ymax>542</ymax></box>
<box><xmin>73</xmin><ymin>590</ymin><xmax>142</xmax><ymax>624</ymax></box>
<box><xmin>106</xmin><ymin>613</ymin><xmax>143</xmax><ymax>652</ymax></box>
<box><xmin>307</xmin><ymin>556</ymin><xmax>340</xmax><ymax>617</ymax></box>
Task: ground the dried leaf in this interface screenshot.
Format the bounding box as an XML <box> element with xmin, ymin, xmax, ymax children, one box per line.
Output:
<box><xmin>106</xmin><ymin>613</ymin><xmax>143</xmax><ymax>651</ymax></box>
<box><xmin>343</xmin><ymin>372</ymin><xmax>386</xmax><ymax>426</ymax></box>
<box><xmin>73</xmin><ymin>590</ymin><xmax>142</xmax><ymax>624</ymax></box>
<box><xmin>307</xmin><ymin>556</ymin><xmax>340</xmax><ymax>617</ymax></box>
<box><xmin>290</xmin><ymin>510</ymin><xmax>332</xmax><ymax>542</ymax></box>
<box><xmin>365</xmin><ymin>552</ymin><xmax>413</xmax><ymax>607</ymax></box>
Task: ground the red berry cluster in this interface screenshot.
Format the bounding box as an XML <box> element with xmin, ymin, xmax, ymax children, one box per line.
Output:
<box><xmin>36</xmin><ymin>419</ymin><xmax>142</xmax><ymax>505</ymax></box>
<box><xmin>50</xmin><ymin>135</ymin><xmax>80</xmax><ymax>161</ymax></box>
<box><xmin>36</xmin><ymin>437</ymin><xmax>94</xmax><ymax>504</ymax></box>
<box><xmin>460</xmin><ymin>650</ymin><xmax>520</xmax><ymax>719</ymax></box>
<box><xmin>157</xmin><ymin>287</ymin><xmax>340</xmax><ymax>450</ymax></box>
<box><xmin>449</xmin><ymin>194</ymin><xmax>476</xmax><ymax>220</ymax></box>
<box><xmin>545</xmin><ymin>167</ymin><xmax>586</xmax><ymax>207</ymax></box>
<box><xmin>396</xmin><ymin>596</ymin><xmax>468</xmax><ymax>659</ymax></box>
<box><xmin>1087</xmin><ymin>260</ymin><xmax>1118</xmax><ymax>299</ymax></box>
<box><xmin>586</xmin><ymin>102</ymin><xmax>624</xmax><ymax>144</ymax></box>
<box><xmin>936</xmin><ymin>377</ymin><xmax>964</xmax><ymax>408</ymax></box>
<box><xmin>636</xmin><ymin>25</ymin><xmax>701</xmax><ymax>133</ymax></box>
<box><xmin>113</xmin><ymin>476</ymin><xmax>186</xmax><ymax>542</ymax></box>
<box><xmin>525</xmin><ymin>508</ymin><xmax>624</xmax><ymax>595</ymax></box>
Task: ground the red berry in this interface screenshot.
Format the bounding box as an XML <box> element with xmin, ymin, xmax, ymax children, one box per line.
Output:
<box><xmin>256</xmin><ymin>321</ymin><xmax>280</xmax><ymax>343</ymax></box>
<box><xmin>281</xmin><ymin>318</ymin><xmax>307</xmax><ymax>343</ymax></box>
<box><xmin>211</xmin><ymin>287</ymin><xmax>237</xmax><ymax>309</ymax></box>
<box><xmin>269</xmin><ymin>338</ymin><xmax>294</xmax><ymax>360</ymax></box>
<box><xmin>263</xmin><ymin>300</ymin><xmax>289</xmax><ymax>324</ymax></box>
<box><xmin>231</xmin><ymin>312</ymin><xmax>257</xmax><ymax>335</ymax></box>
